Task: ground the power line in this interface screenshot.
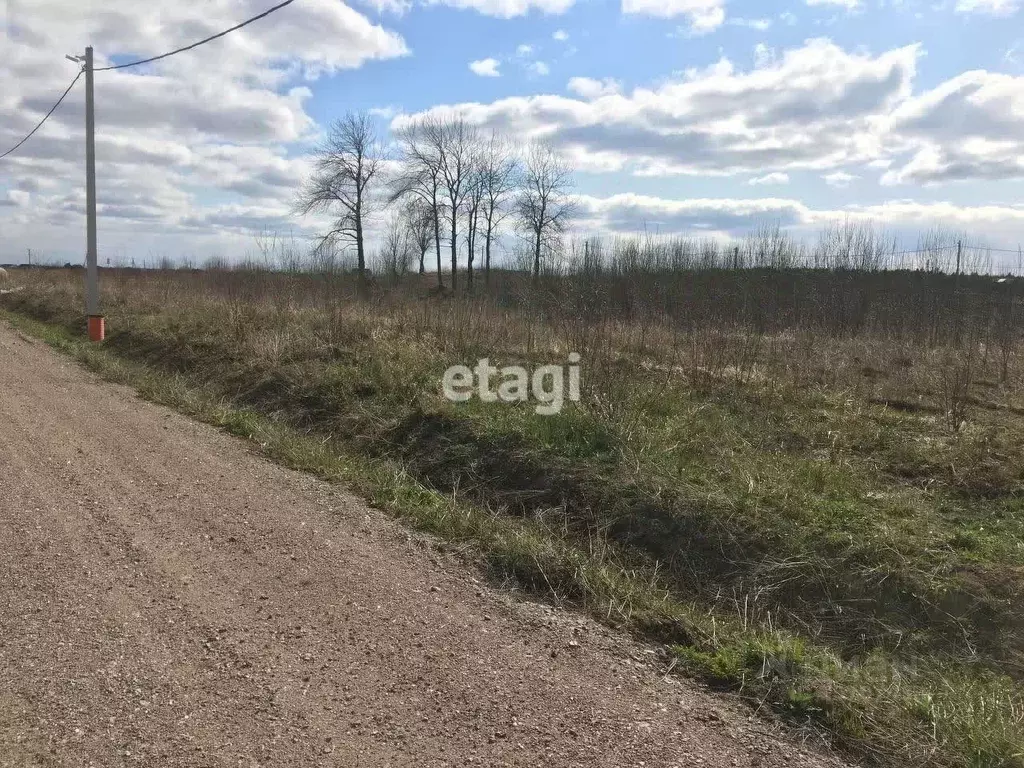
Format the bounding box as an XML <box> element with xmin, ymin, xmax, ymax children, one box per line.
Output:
<box><xmin>95</xmin><ymin>0</ymin><xmax>297</xmax><ymax>72</ymax></box>
<box><xmin>979</xmin><ymin>246</ymin><xmax>1024</xmax><ymax>254</ymax></box>
<box><xmin>0</xmin><ymin>69</ymin><xmax>82</xmax><ymax>161</ymax></box>
<box><xmin>895</xmin><ymin>245</ymin><xmax>956</xmax><ymax>254</ymax></box>
<box><xmin>0</xmin><ymin>0</ymin><xmax>297</xmax><ymax>161</ymax></box>
<box><xmin>892</xmin><ymin>245</ymin><xmax>1023</xmax><ymax>255</ymax></box>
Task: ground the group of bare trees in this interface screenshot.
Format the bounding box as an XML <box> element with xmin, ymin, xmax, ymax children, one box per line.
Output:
<box><xmin>295</xmin><ymin>112</ymin><xmax>576</xmax><ymax>291</ymax></box>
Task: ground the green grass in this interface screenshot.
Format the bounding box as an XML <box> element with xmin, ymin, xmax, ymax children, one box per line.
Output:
<box><xmin>3</xmin><ymin>272</ymin><xmax>1024</xmax><ymax>767</ymax></box>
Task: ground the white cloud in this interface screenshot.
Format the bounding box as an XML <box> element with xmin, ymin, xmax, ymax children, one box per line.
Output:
<box><xmin>369</xmin><ymin>105</ymin><xmax>401</xmax><ymax>118</ymax></box>
<box><xmin>883</xmin><ymin>70</ymin><xmax>1024</xmax><ymax>183</ymax></box>
<box><xmin>830</xmin><ymin>200</ymin><xmax>1024</xmax><ymax>230</ymax></box>
<box><xmin>955</xmin><ymin>0</ymin><xmax>1020</xmax><ymax>15</ymax></box>
<box><xmin>352</xmin><ymin>0</ymin><xmax>416</xmax><ymax>15</ymax></box>
<box><xmin>753</xmin><ymin>43</ymin><xmax>775</xmax><ymax>68</ymax></box>
<box><xmin>553</xmin><ymin>29</ymin><xmax>569</xmax><ymax>41</ymax></box>
<box><xmin>805</xmin><ymin>0</ymin><xmax>860</xmax><ymax>9</ymax></box>
<box><xmin>577</xmin><ymin>192</ymin><xmax>1024</xmax><ymax>246</ymax></box>
<box><xmin>577</xmin><ymin>193</ymin><xmax>810</xmax><ymax>234</ymax></box>
<box><xmin>730</xmin><ymin>17</ymin><xmax>773</xmax><ymax>29</ymax></box>
<box><xmin>748</xmin><ymin>172</ymin><xmax>790</xmax><ymax>185</ymax></box>
<box><xmin>400</xmin><ymin>40</ymin><xmax>1024</xmax><ymax>189</ymax></box>
<box><xmin>823</xmin><ymin>171</ymin><xmax>859</xmax><ymax>187</ymax></box>
<box><xmin>515</xmin><ymin>41</ymin><xmax>551</xmax><ymax>78</ymax></box>
<box><xmin>469</xmin><ymin>57</ymin><xmax>502</xmax><ymax>76</ymax></box>
<box><xmin>0</xmin><ymin>0</ymin><xmax>405</xmax><ymax>260</ymax></box>
<box><xmin>622</xmin><ymin>0</ymin><xmax>726</xmax><ymax>33</ymax></box>
<box><xmin>566</xmin><ymin>76</ymin><xmax>621</xmax><ymax>98</ymax></box>
<box><xmin>1</xmin><ymin>190</ymin><xmax>32</xmax><ymax>208</ymax></box>
<box><xmin>429</xmin><ymin>0</ymin><xmax>574</xmax><ymax>17</ymax></box>
<box><xmin>395</xmin><ymin>39</ymin><xmax>920</xmax><ymax>177</ymax></box>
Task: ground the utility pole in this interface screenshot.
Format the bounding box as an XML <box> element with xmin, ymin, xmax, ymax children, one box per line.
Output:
<box><xmin>65</xmin><ymin>47</ymin><xmax>103</xmax><ymax>340</ymax></box>
<box><xmin>83</xmin><ymin>47</ymin><xmax>103</xmax><ymax>341</ymax></box>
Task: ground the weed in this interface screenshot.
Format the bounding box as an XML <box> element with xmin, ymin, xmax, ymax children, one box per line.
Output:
<box><xmin>4</xmin><ymin>263</ymin><xmax>1024</xmax><ymax>768</ymax></box>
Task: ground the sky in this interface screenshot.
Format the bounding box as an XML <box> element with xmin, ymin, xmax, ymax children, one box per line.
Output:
<box><xmin>0</xmin><ymin>0</ymin><xmax>1023</xmax><ymax>268</ymax></box>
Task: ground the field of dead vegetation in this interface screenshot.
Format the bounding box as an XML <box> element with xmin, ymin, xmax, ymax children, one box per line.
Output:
<box><xmin>4</xmin><ymin>255</ymin><xmax>1023</xmax><ymax>768</ymax></box>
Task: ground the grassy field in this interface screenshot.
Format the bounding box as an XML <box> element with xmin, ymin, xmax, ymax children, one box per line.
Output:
<box><xmin>3</xmin><ymin>261</ymin><xmax>1023</xmax><ymax>767</ymax></box>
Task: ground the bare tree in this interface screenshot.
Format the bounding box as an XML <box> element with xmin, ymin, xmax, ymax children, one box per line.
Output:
<box><xmin>296</xmin><ymin>113</ymin><xmax>385</xmax><ymax>289</ymax></box>
<box><xmin>402</xmin><ymin>199</ymin><xmax>436</xmax><ymax>275</ymax></box>
<box><xmin>436</xmin><ymin>117</ymin><xmax>478</xmax><ymax>292</ymax></box>
<box><xmin>308</xmin><ymin>238</ymin><xmax>342</xmax><ymax>276</ymax></box>
<box><xmin>515</xmin><ymin>143</ymin><xmax>576</xmax><ymax>281</ymax></box>
<box><xmin>376</xmin><ymin>213</ymin><xmax>415</xmax><ymax>281</ymax></box>
<box><xmin>479</xmin><ymin>132</ymin><xmax>520</xmax><ymax>287</ymax></box>
<box><xmin>464</xmin><ymin>151</ymin><xmax>485</xmax><ymax>293</ymax></box>
<box><xmin>391</xmin><ymin>119</ymin><xmax>446</xmax><ymax>288</ymax></box>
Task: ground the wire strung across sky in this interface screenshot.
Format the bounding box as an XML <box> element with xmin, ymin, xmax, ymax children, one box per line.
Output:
<box><xmin>94</xmin><ymin>0</ymin><xmax>296</xmax><ymax>72</ymax></box>
<box><xmin>0</xmin><ymin>0</ymin><xmax>297</xmax><ymax>160</ymax></box>
<box><xmin>0</xmin><ymin>69</ymin><xmax>83</xmax><ymax>161</ymax></box>
<box><xmin>897</xmin><ymin>244</ymin><xmax>1024</xmax><ymax>255</ymax></box>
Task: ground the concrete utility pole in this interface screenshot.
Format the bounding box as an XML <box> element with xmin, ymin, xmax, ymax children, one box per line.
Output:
<box><xmin>65</xmin><ymin>47</ymin><xmax>103</xmax><ymax>340</ymax></box>
<box><xmin>83</xmin><ymin>46</ymin><xmax>103</xmax><ymax>341</ymax></box>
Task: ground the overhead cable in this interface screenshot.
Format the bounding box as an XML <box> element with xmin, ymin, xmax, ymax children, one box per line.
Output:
<box><xmin>0</xmin><ymin>69</ymin><xmax>83</xmax><ymax>161</ymax></box>
<box><xmin>95</xmin><ymin>0</ymin><xmax>297</xmax><ymax>72</ymax></box>
<box><xmin>1</xmin><ymin>0</ymin><xmax>297</xmax><ymax>160</ymax></box>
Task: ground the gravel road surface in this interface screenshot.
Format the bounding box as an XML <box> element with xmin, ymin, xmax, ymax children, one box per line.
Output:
<box><xmin>0</xmin><ymin>322</ymin><xmax>852</xmax><ymax>767</ymax></box>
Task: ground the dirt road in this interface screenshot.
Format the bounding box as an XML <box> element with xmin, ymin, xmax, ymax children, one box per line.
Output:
<box><xmin>0</xmin><ymin>322</ymin><xmax>850</xmax><ymax>768</ymax></box>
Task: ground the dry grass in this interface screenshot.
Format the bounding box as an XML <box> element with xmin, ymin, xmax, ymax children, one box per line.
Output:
<box><xmin>4</xmin><ymin>261</ymin><xmax>1024</xmax><ymax>767</ymax></box>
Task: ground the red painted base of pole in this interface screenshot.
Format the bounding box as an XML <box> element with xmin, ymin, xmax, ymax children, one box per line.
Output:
<box><xmin>87</xmin><ymin>315</ymin><xmax>105</xmax><ymax>342</ymax></box>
